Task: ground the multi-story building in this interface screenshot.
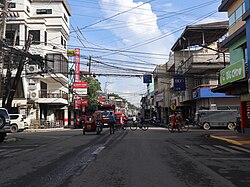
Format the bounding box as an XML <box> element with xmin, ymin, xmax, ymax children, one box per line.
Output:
<box><xmin>165</xmin><ymin>21</ymin><xmax>240</xmax><ymax>120</ymax></box>
<box><xmin>0</xmin><ymin>0</ymin><xmax>71</xmax><ymax>127</ymax></box>
<box><xmin>153</xmin><ymin>63</ymin><xmax>170</xmax><ymax>123</ymax></box>
<box><xmin>212</xmin><ymin>0</ymin><xmax>250</xmax><ymax>132</ymax></box>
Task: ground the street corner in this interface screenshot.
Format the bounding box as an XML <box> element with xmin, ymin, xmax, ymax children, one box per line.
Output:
<box><xmin>210</xmin><ymin>134</ymin><xmax>242</xmax><ymax>146</ymax></box>
<box><xmin>210</xmin><ymin>133</ymin><xmax>250</xmax><ymax>149</ymax></box>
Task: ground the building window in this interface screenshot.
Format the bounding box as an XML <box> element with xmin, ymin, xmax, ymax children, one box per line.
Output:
<box><xmin>8</xmin><ymin>2</ymin><xmax>16</xmax><ymax>8</ymax></box>
<box><xmin>44</xmin><ymin>31</ymin><xmax>47</xmax><ymax>46</ymax></box>
<box><xmin>64</xmin><ymin>14</ymin><xmax>68</xmax><ymax>22</ymax></box>
<box><xmin>36</xmin><ymin>9</ymin><xmax>52</xmax><ymax>14</ymax></box>
<box><xmin>6</xmin><ymin>24</ymin><xmax>19</xmax><ymax>46</ymax></box>
<box><xmin>64</xmin><ymin>40</ymin><xmax>66</xmax><ymax>49</ymax></box>
<box><xmin>61</xmin><ymin>36</ymin><xmax>64</xmax><ymax>46</ymax></box>
<box><xmin>229</xmin><ymin>3</ymin><xmax>245</xmax><ymax>27</ymax></box>
<box><xmin>194</xmin><ymin>79</ymin><xmax>202</xmax><ymax>87</ymax></box>
<box><xmin>29</xmin><ymin>30</ymin><xmax>40</xmax><ymax>45</ymax></box>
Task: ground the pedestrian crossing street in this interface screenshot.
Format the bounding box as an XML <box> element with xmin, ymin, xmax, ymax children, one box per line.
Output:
<box><xmin>183</xmin><ymin>144</ymin><xmax>250</xmax><ymax>155</ymax></box>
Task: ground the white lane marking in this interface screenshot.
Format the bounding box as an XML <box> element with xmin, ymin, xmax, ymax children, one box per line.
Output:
<box><xmin>214</xmin><ymin>145</ymin><xmax>241</xmax><ymax>153</ymax></box>
<box><xmin>200</xmin><ymin>145</ymin><xmax>225</xmax><ymax>153</ymax></box>
<box><xmin>91</xmin><ymin>146</ymin><xmax>105</xmax><ymax>155</ymax></box>
<box><xmin>229</xmin><ymin>145</ymin><xmax>250</xmax><ymax>154</ymax></box>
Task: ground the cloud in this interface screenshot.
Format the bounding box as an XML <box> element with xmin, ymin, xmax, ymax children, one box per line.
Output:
<box><xmin>98</xmin><ymin>0</ymin><xmax>176</xmax><ymax>105</ymax></box>
<box><xmin>99</xmin><ymin>0</ymin><xmax>175</xmax><ymax>63</ymax></box>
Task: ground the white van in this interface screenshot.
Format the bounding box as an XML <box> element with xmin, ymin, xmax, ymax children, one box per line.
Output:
<box><xmin>195</xmin><ymin>110</ymin><xmax>238</xmax><ymax>130</ymax></box>
<box><xmin>9</xmin><ymin>114</ymin><xmax>25</xmax><ymax>133</ymax></box>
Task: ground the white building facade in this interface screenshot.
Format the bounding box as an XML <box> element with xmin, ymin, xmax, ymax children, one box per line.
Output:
<box><xmin>1</xmin><ymin>0</ymin><xmax>72</xmax><ymax>128</ymax></box>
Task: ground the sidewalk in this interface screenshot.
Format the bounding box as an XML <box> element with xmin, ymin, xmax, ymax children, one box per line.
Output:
<box><xmin>24</xmin><ymin>127</ymin><xmax>72</xmax><ymax>133</ymax></box>
<box><xmin>210</xmin><ymin>131</ymin><xmax>250</xmax><ymax>149</ymax></box>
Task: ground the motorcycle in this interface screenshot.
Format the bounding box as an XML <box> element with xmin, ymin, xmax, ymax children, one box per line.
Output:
<box><xmin>150</xmin><ymin>116</ymin><xmax>160</xmax><ymax>126</ymax></box>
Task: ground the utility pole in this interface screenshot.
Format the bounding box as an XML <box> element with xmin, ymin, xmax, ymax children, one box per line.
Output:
<box><xmin>88</xmin><ymin>56</ymin><xmax>91</xmax><ymax>74</ymax></box>
<box><xmin>5</xmin><ymin>34</ymin><xmax>33</xmax><ymax>110</ymax></box>
<box><xmin>0</xmin><ymin>0</ymin><xmax>8</xmax><ymax>40</ymax></box>
<box><xmin>0</xmin><ymin>0</ymin><xmax>8</xmax><ymax>107</ymax></box>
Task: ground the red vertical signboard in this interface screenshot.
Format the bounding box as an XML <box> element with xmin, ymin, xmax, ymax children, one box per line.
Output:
<box><xmin>75</xmin><ymin>48</ymin><xmax>80</xmax><ymax>81</ymax></box>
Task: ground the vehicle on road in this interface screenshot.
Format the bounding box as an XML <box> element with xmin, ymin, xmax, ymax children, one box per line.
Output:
<box><xmin>0</xmin><ymin>108</ymin><xmax>11</xmax><ymax>143</ymax></box>
<box><xmin>82</xmin><ymin>112</ymin><xmax>103</xmax><ymax>135</ymax></box>
<box><xmin>130</xmin><ymin>118</ymin><xmax>148</xmax><ymax>131</ymax></box>
<box><xmin>9</xmin><ymin>114</ymin><xmax>25</xmax><ymax>133</ymax></box>
<box><xmin>22</xmin><ymin>115</ymin><xmax>30</xmax><ymax>129</ymax></box>
<box><xmin>98</xmin><ymin>104</ymin><xmax>115</xmax><ymax>127</ymax></box>
<box><xmin>195</xmin><ymin>110</ymin><xmax>238</xmax><ymax>130</ymax></box>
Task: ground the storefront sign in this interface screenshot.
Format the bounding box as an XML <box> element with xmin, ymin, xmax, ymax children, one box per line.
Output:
<box><xmin>174</xmin><ymin>76</ymin><xmax>186</xmax><ymax>91</ymax></box>
<box><xmin>155</xmin><ymin>92</ymin><xmax>164</xmax><ymax>102</ymax></box>
<box><xmin>220</xmin><ymin>60</ymin><xmax>245</xmax><ymax>85</ymax></box>
<box><xmin>81</xmin><ymin>99</ymin><xmax>88</xmax><ymax>107</ymax></box>
<box><xmin>73</xmin><ymin>81</ymin><xmax>88</xmax><ymax>95</ymax></box>
<box><xmin>67</xmin><ymin>49</ymin><xmax>75</xmax><ymax>57</ymax></box>
<box><xmin>75</xmin><ymin>48</ymin><xmax>80</xmax><ymax>81</ymax></box>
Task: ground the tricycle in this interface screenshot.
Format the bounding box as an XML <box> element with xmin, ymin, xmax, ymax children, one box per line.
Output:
<box><xmin>82</xmin><ymin>113</ymin><xmax>103</xmax><ymax>135</ymax></box>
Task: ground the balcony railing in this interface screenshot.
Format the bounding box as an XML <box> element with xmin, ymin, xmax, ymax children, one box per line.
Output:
<box><xmin>177</xmin><ymin>53</ymin><xmax>229</xmax><ymax>74</ymax></box>
<box><xmin>39</xmin><ymin>91</ymin><xmax>68</xmax><ymax>100</ymax></box>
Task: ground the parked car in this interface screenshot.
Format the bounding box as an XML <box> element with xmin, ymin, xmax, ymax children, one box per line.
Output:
<box><xmin>9</xmin><ymin>114</ymin><xmax>25</xmax><ymax>133</ymax></box>
<box><xmin>0</xmin><ymin>108</ymin><xmax>11</xmax><ymax>143</ymax></box>
<box><xmin>195</xmin><ymin>110</ymin><xmax>238</xmax><ymax>130</ymax></box>
<box><xmin>22</xmin><ymin>115</ymin><xmax>30</xmax><ymax>129</ymax></box>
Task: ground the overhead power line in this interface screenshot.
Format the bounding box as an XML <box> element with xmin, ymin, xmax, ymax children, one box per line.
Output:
<box><xmin>71</xmin><ymin>0</ymin><xmax>156</xmax><ymax>32</ymax></box>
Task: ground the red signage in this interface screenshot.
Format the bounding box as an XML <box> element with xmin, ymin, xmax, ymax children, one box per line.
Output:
<box><xmin>99</xmin><ymin>97</ymin><xmax>106</xmax><ymax>103</ymax></box>
<box><xmin>73</xmin><ymin>82</ymin><xmax>88</xmax><ymax>89</ymax></box>
<box><xmin>81</xmin><ymin>99</ymin><xmax>88</xmax><ymax>107</ymax></box>
<box><xmin>75</xmin><ymin>48</ymin><xmax>80</xmax><ymax>81</ymax></box>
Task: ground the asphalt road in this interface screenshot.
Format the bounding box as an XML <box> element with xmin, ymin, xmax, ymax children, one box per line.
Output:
<box><xmin>0</xmin><ymin>127</ymin><xmax>249</xmax><ymax>187</ymax></box>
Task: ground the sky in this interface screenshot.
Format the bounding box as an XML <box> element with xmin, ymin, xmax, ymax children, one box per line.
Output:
<box><xmin>67</xmin><ymin>0</ymin><xmax>227</xmax><ymax>106</ymax></box>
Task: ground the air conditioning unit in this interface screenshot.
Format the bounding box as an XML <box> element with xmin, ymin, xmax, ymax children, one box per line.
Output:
<box><xmin>26</xmin><ymin>65</ymin><xmax>39</xmax><ymax>73</ymax></box>
<box><xmin>29</xmin><ymin>91</ymin><xmax>38</xmax><ymax>100</ymax></box>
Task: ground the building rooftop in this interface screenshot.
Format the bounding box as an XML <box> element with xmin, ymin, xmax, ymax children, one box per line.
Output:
<box><xmin>218</xmin><ymin>0</ymin><xmax>235</xmax><ymax>12</ymax></box>
<box><xmin>171</xmin><ymin>21</ymin><xmax>229</xmax><ymax>51</ymax></box>
<box><xmin>32</xmin><ymin>0</ymin><xmax>72</xmax><ymax>15</ymax></box>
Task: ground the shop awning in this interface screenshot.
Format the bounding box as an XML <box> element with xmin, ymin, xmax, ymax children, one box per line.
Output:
<box><xmin>37</xmin><ymin>98</ymin><xmax>68</xmax><ymax>105</ymax></box>
<box><xmin>211</xmin><ymin>78</ymin><xmax>248</xmax><ymax>95</ymax></box>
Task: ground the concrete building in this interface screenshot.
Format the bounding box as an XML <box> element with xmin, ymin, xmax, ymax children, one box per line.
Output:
<box><xmin>213</xmin><ymin>0</ymin><xmax>250</xmax><ymax>132</ymax></box>
<box><xmin>0</xmin><ymin>0</ymin><xmax>71</xmax><ymax>128</ymax></box>
<box><xmin>153</xmin><ymin>21</ymin><xmax>240</xmax><ymax>123</ymax></box>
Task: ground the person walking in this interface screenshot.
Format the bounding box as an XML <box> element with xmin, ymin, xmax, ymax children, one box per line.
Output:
<box><xmin>108</xmin><ymin>112</ymin><xmax>116</xmax><ymax>134</ymax></box>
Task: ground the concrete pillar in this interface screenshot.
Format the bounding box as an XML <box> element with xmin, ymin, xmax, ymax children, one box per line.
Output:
<box><xmin>240</xmin><ymin>102</ymin><xmax>247</xmax><ymax>133</ymax></box>
<box><xmin>64</xmin><ymin>108</ymin><xmax>68</xmax><ymax>127</ymax></box>
<box><xmin>71</xmin><ymin>110</ymin><xmax>74</xmax><ymax>126</ymax></box>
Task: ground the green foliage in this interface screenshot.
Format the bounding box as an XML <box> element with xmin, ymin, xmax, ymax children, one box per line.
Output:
<box><xmin>108</xmin><ymin>93</ymin><xmax>138</xmax><ymax>110</ymax></box>
<box><xmin>82</xmin><ymin>76</ymin><xmax>101</xmax><ymax>114</ymax></box>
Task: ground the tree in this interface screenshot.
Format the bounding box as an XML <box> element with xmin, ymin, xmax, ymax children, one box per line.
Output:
<box><xmin>81</xmin><ymin>76</ymin><xmax>101</xmax><ymax>114</ymax></box>
<box><xmin>108</xmin><ymin>93</ymin><xmax>138</xmax><ymax>110</ymax></box>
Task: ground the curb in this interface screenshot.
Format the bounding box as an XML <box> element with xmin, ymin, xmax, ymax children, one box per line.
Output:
<box><xmin>24</xmin><ymin>128</ymin><xmax>71</xmax><ymax>133</ymax></box>
<box><xmin>210</xmin><ymin>135</ymin><xmax>242</xmax><ymax>145</ymax></box>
